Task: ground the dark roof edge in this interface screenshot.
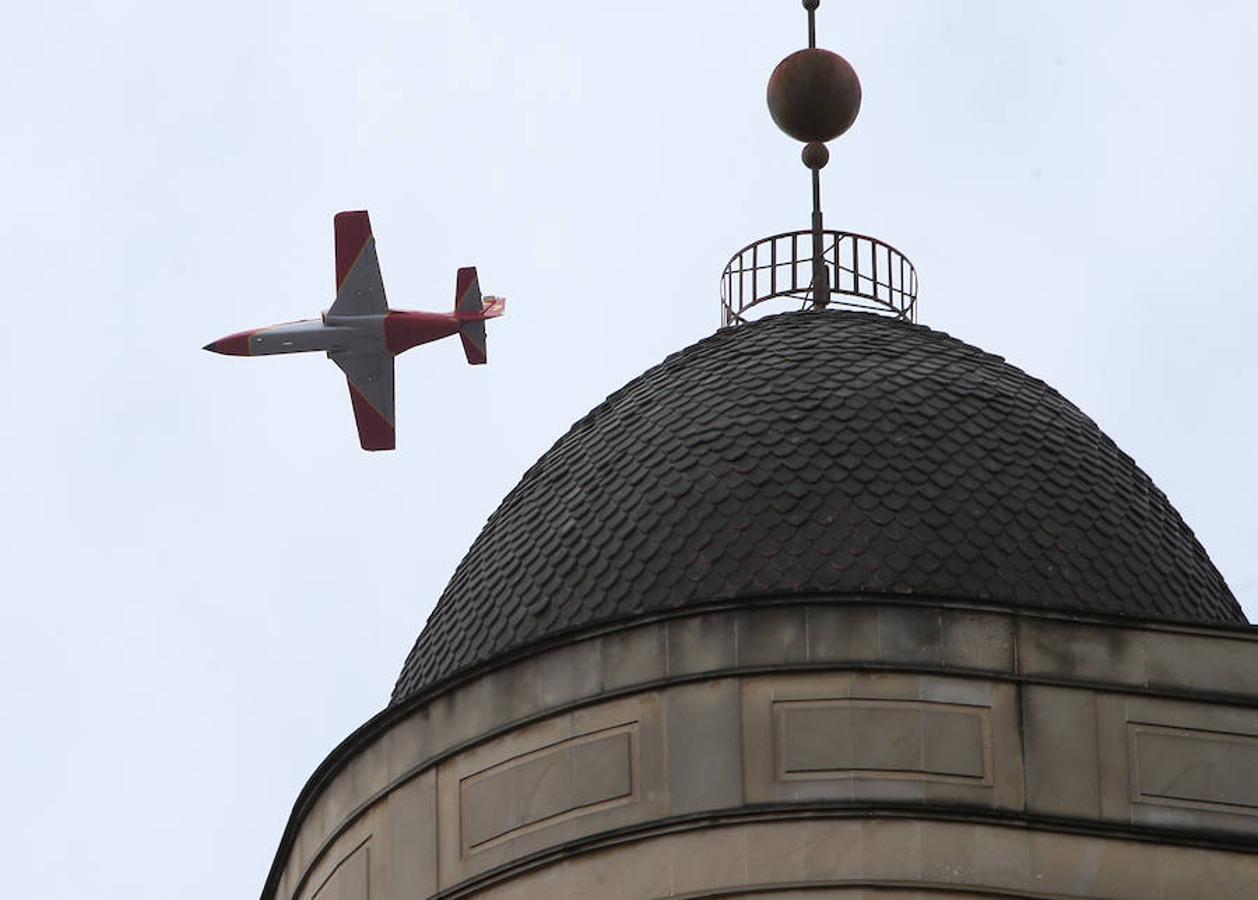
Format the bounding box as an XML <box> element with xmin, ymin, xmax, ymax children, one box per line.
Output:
<box><xmin>262</xmin><ymin>590</ymin><xmax>1257</xmax><ymax>900</ymax></box>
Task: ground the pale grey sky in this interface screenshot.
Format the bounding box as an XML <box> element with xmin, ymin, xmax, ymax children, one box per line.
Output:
<box><xmin>1</xmin><ymin>2</ymin><xmax>1255</xmax><ymax>898</ymax></box>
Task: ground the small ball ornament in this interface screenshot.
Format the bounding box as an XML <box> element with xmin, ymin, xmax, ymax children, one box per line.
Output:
<box><xmin>801</xmin><ymin>142</ymin><xmax>829</xmax><ymax>170</ymax></box>
<box><xmin>767</xmin><ymin>48</ymin><xmax>862</xmax><ymax>144</ymax></box>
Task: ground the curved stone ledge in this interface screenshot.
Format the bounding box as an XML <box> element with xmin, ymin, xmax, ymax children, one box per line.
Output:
<box><xmin>462</xmin><ymin>817</ymin><xmax>1258</xmax><ymax>900</ymax></box>
<box><xmin>265</xmin><ymin>598</ymin><xmax>1258</xmax><ymax>900</ymax></box>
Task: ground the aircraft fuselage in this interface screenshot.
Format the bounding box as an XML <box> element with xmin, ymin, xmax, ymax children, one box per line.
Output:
<box><xmin>205</xmin><ymin>310</ymin><xmax>462</xmax><ymax>358</ymax></box>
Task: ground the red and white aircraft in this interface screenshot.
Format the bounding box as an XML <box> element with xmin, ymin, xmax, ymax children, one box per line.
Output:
<box><xmin>204</xmin><ymin>211</ymin><xmax>504</xmax><ymax>451</ymax></box>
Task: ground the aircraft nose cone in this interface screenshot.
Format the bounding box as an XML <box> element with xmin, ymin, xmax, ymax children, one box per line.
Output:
<box><xmin>204</xmin><ymin>330</ymin><xmax>254</xmax><ymax>356</ymax></box>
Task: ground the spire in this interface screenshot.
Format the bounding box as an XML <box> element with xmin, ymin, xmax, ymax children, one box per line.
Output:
<box><xmin>720</xmin><ymin>0</ymin><xmax>917</xmax><ymax>326</ymax></box>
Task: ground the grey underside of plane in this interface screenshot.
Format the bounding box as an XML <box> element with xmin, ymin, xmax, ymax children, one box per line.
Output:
<box><xmin>243</xmin><ymin>239</ymin><xmax>395</xmax><ymax>437</ymax></box>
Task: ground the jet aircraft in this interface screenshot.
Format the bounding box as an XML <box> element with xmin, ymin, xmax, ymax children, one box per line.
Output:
<box><xmin>204</xmin><ymin>210</ymin><xmax>504</xmax><ymax>451</ymax></box>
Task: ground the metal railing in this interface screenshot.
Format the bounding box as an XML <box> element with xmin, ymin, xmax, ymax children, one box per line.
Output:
<box><xmin>720</xmin><ymin>230</ymin><xmax>918</xmax><ymax>327</ymax></box>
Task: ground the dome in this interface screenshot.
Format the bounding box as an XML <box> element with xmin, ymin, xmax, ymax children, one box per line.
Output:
<box><xmin>393</xmin><ymin>312</ymin><xmax>1242</xmax><ymax>703</ymax></box>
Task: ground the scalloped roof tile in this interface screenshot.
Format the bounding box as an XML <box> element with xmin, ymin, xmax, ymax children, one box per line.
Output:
<box><xmin>392</xmin><ymin>312</ymin><xmax>1243</xmax><ymax>703</ymax></box>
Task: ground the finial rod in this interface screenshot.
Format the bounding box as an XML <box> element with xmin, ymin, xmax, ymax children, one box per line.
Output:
<box><xmin>804</xmin><ymin>0</ymin><xmax>826</xmax><ymax>304</ymax></box>
<box><xmin>810</xmin><ymin>171</ymin><xmax>829</xmax><ymax>308</ymax></box>
<box><xmin>728</xmin><ymin>0</ymin><xmax>917</xmax><ymax>326</ymax></box>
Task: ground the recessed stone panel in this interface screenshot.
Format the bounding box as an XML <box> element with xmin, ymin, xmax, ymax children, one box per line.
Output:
<box><xmin>742</xmin><ymin>674</ymin><xmax>1014</xmax><ymax>808</ymax></box>
<box><xmin>1023</xmin><ymin>685</ymin><xmax>1101</xmax><ymax>820</ymax></box>
<box><xmin>776</xmin><ymin>699</ymin><xmax>989</xmax><ymax>782</ymax></box>
<box><xmin>436</xmin><ymin>693</ymin><xmax>665</xmax><ymax>889</ymax></box>
<box><xmin>460</xmin><ymin>725</ymin><xmax>635</xmax><ymax>850</ymax></box>
<box><xmin>1130</xmin><ymin>722</ymin><xmax>1258</xmax><ymax>813</ymax></box>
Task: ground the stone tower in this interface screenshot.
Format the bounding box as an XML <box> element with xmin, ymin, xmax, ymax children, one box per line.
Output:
<box><xmin>260</xmin><ymin>6</ymin><xmax>1258</xmax><ymax>899</ymax></box>
<box><xmin>260</xmin><ymin>310</ymin><xmax>1258</xmax><ymax>899</ymax></box>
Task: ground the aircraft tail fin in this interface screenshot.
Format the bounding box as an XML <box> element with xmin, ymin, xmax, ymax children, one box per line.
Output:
<box><xmin>460</xmin><ymin>320</ymin><xmax>487</xmax><ymax>365</ymax></box>
<box><xmin>454</xmin><ymin>266</ymin><xmax>505</xmax><ymax>365</ymax></box>
<box><xmin>455</xmin><ymin>266</ymin><xmax>482</xmax><ymax>316</ymax></box>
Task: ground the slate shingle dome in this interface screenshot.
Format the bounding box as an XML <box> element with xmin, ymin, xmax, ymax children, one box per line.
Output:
<box><xmin>393</xmin><ymin>312</ymin><xmax>1242</xmax><ymax>703</ymax></box>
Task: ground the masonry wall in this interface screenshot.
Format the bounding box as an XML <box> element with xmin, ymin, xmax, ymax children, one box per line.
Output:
<box><xmin>267</xmin><ymin>601</ymin><xmax>1258</xmax><ymax>900</ymax></box>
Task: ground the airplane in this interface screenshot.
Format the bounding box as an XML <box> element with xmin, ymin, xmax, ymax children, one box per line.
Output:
<box><xmin>204</xmin><ymin>210</ymin><xmax>505</xmax><ymax>451</ymax></box>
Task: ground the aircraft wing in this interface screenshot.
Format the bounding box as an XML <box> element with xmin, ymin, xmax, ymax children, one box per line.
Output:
<box><xmin>331</xmin><ymin>351</ymin><xmax>395</xmax><ymax>451</ymax></box>
<box><xmin>329</xmin><ymin>210</ymin><xmax>388</xmax><ymax>317</ymax></box>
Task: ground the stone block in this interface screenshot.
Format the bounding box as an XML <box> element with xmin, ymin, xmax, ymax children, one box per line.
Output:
<box><xmin>941</xmin><ymin>611</ymin><xmax>1014</xmax><ymax>672</ymax></box>
<box><xmin>851</xmin><ymin>776</ymin><xmax>926</xmax><ymax>804</ymax></box>
<box><xmin>342</xmin><ymin>742</ymin><xmax>390</xmax><ymax>817</ymax></box>
<box><xmin>744</xmin><ymin>821</ymin><xmax>811</xmax><ymax>883</ymax></box>
<box><xmin>384</xmin><ymin>771</ymin><xmax>437</xmax><ymax>898</ymax></box>
<box><xmin>849</xmin><ymin>671</ymin><xmax>920</xmax><ymax>701</ymax></box>
<box><xmin>1018</xmin><ymin>619</ymin><xmax>1146</xmax><ymax>686</ymax></box>
<box><xmin>1093</xmin><ymin>693</ymin><xmax>1131</xmax><ymax>821</ymax></box>
<box><xmin>973</xmin><ymin>823</ymin><xmax>1031</xmax><ymax>891</ymax></box>
<box><xmin>666</xmin><ymin>679</ymin><xmax>743</xmax><ymax>814</ymax></box>
<box><xmin>876</xmin><ymin>606</ymin><xmax>942</xmax><ymax>667</ymax></box>
<box><xmin>476</xmin><ymin>656</ymin><xmax>543</xmax><ymax>726</ymax></box>
<box><xmin>917</xmin><ymin>676</ymin><xmax>993</xmax><ymax>707</ymax></box>
<box><xmin>601</xmin><ymin>624</ymin><xmax>666</xmax><ymax>692</ymax></box>
<box><xmin>602</xmin><ymin>835</ymin><xmax>674</xmax><ymax>899</ymax></box>
<box><xmin>1088</xmin><ymin>836</ymin><xmax>1165</xmax><ymax>900</ymax></box>
<box><xmin>919</xmin><ymin>821</ymin><xmax>977</xmax><ymax>885</ymax></box>
<box><xmin>561</xmin><ymin>853</ymin><xmax>627</xmax><ymax>900</ymax></box>
<box><xmin>860</xmin><ymin>818</ymin><xmax>921</xmax><ymax>881</ymax></box>
<box><xmin>1144</xmin><ymin>630</ymin><xmax>1258</xmax><ymax>696</ymax></box>
<box><xmin>737</xmin><ymin>607</ymin><xmax>808</xmax><ymax>667</ymax></box>
<box><xmin>670</xmin><ymin>827</ymin><xmax>747</xmax><ymax>895</ymax></box>
<box><xmin>475</xmin><ymin>859</ymin><xmax>566</xmax><ymax>900</ymax></box>
<box><xmin>1022</xmin><ymin>685</ymin><xmax>1100</xmax><ymax>819</ymax></box>
<box><xmin>538</xmin><ymin>638</ymin><xmax>603</xmax><ymax>708</ymax></box>
<box><xmin>807</xmin><ymin>603</ymin><xmax>879</xmax><ymax>664</ymax></box>
<box><xmin>797</xmin><ymin>819</ymin><xmax>863</xmax><ymax>879</ymax></box>
<box><xmin>1026</xmin><ymin>829</ymin><xmax>1102</xmax><ymax>898</ymax></box>
<box><xmin>668</xmin><ymin>612</ymin><xmax>736</xmax><ymax>676</ymax></box>
<box><xmin>1157</xmin><ymin>844</ymin><xmax>1258</xmax><ymax>899</ymax></box>
<box><xmin>381</xmin><ymin>707</ymin><xmax>431</xmax><ymax>783</ymax></box>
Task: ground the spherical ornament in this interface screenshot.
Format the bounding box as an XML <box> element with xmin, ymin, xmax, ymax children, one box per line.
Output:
<box><xmin>767</xmin><ymin>48</ymin><xmax>862</xmax><ymax>143</ymax></box>
<box><xmin>802</xmin><ymin>0</ymin><xmax>820</xmax><ymax>9</ymax></box>
<box><xmin>801</xmin><ymin>142</ymin><xmax>830</xmax><ymax>170</ymax></box>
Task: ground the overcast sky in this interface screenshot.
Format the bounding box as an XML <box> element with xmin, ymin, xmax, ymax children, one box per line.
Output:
<box><xmin>2</xmin><ymin>2</ymin><xmax>1256</xmax><ymax>898</ymax></box>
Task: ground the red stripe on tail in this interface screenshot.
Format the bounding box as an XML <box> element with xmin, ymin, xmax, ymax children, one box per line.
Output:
<box><xmin>334</xmin><ymin>211</ymin><xmax>373</xmax><ymax>292</ymax></box>
<box><xmin>455</xmin><ymin>267</ymin><xmax>476</xmax><ymax>305</ymax></box>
